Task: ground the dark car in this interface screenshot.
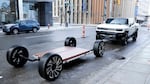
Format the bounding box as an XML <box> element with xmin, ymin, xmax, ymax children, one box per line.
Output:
<box><xmin>2</xmin><ymin>20</ymin><xmax>40</xmax><ymax>34</ymax></box>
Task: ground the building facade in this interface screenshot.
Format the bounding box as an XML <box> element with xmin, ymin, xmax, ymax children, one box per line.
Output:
<box><xmin>112</xmin><ymin>0</ymin><xmax>136</xmax><ymax>18</ymax></box>
<box><xmin>136</xmin><ymin>0</ymin><xmax>150</xmax><ymax>22</ymax></box>
<box><xmin>0</xmin><ymin>0</ymin><xmax>53</xmax><ymax>26</ymax></box>
<box><xmin>53</xmin><ymin>0</ymin><xmax>111</xmax><ymax>24</ymax></box>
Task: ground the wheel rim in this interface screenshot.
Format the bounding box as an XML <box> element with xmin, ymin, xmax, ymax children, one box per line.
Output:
<box><xmin>12</xmin><ymin>49</ymin><xmax>22</xmax><ymax>64</ymax></box>
<box><xmin>9</xmin><ymin>47</ymin><xmax>28</xmax><ymax>66</ymax></box>
<box><xmin>99</xmin><ymin>42</ymin><xmax>104</xmax><ymax>56</ymax></box>
<box><xmin>13</xmin><ymin>29</ymin><xmax>18</xmax><ymax>34</ymax></box>
<box><xmin>45</xmin><ymin>56</ymin><xmax>63</xmax><ymax>79</ymax></box>
<box><xmin>33</xmin><ymin>28</ymin><xmax>37</xmax><ymax>32</ymax></box>
<box><xmin>69</xmin><ymin>40</ymin><xmax>75</xmax><ymax>47</ymax></box>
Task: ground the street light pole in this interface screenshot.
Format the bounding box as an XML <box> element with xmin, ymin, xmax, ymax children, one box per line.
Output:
<box><xmin>60</xmin><ymin>7</ymin><xmax>63</xmax><ymax>26</ymax></box>
<box><xmin>65</xmin><ymin>0</ymin><xmax>68</xmax><ymax>27</ymax></box>
<box><xmin>103</xmin><ymin>0</ymin><xmax>107</xmax><ymax>21</ymax></box>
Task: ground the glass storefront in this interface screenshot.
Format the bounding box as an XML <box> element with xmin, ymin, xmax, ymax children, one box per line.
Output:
<box><xmin>23</xmin><ymin>1</ymin><xmax>38</xmax><ymax>20</ymax></box>
<box><xmin>0</xmin><ymin>0</ymin><xmax>17</xmax><ymax>24</ymax></box>
<box><xmin>0</xmin><ymin>0</ymin><xmax>53</xmax><ymax>26</ymax></box>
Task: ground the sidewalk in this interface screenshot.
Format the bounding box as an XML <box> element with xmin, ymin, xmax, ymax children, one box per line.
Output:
<box><xmin>0</xmin><ymin>23</ymin><xmax>97</xmax><ymax>33</ymax></box>
<box><xmin>97</xmin><ymin>40</ymin><xmax>150</xmax><ymax>84</ymax></box>
<box><xmin>40</xmin><ymin>23</ymin><xmax>96</xmax><ymax>32</ymax></box>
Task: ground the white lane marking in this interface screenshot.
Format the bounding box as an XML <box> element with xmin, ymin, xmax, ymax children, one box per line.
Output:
<box><xmin>0</xmin><ymin>76</ymin><xmax>3</xmax><ymax>79</ymax></box>
<box><xmin>25</xmin><ymin>34</ymin><xmax>51</xmax><ymax>39</ymax></box>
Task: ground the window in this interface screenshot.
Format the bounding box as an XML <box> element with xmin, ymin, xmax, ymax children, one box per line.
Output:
<box><xmin>106</xmin><ymin>18</ymin><xmax>128</xmax><ymax>25</ymax></box>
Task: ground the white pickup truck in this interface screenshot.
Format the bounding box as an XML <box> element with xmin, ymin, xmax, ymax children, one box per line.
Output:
<box><xmin>96</xmin><ymin>18</ymin><xmax>139</xmax><ymax>45</ymax></box>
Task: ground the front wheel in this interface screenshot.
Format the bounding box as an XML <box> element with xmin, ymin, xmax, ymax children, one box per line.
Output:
<box><xmin>132</xmin><ymin>31</ymin><xmax>138</xmax><ymax>42</ymax></box>
<box><xmin>121</xmin><ymin>33</ymin><xmax>128</xmax><ymax>46</ymax></box>
<box><xmin>39</xmin><ymin>53</ymin><xmax>63</xmax><ymax>81</ymax></box>
<box><xmin>7</xmin><ymin>45</ymin><xmax>29</xmax><ymax>67</ymax></box>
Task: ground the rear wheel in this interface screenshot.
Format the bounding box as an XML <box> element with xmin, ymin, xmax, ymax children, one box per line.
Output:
<box><xmin>39</xmin><ymin>53</ymin><xmax>63</xmax><ymax>81</ymax></box>
<box><xmin>7</xmin><ymin>45</ymin><xmax>29</xmax><ymax>67</ymax></box>
<box><xmin>64</xmin><ymin>37</ymin><xmax>76</xmax><ymax>47</ymax></box>
<box><xmin>32</xmin><ymin>28</ymin><xmax>37</xmax><ymax>33</ymax></box>
<box><xmin>93</xmin><ymin>40</ymin><xmax>105</xmax><ymax>57</ymax></box>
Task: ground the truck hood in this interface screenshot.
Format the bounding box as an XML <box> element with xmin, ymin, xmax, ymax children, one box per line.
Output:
<box><xmin>97</xmin><ymin>24</ymin><xmax>128</xmax><ymax>29</ymax></box>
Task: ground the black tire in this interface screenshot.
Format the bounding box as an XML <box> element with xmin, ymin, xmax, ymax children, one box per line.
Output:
<box><xmin>93</xmin><ymin>40</ymin><xmax>105</xmax><ymax>57</ymax></box>
<box><xmin>132</xmin><ymin>31</ymin><xmax>138</xmax><ymax>42</ymax></box>
<box><xmin>32</xmin><ymin>28</ymin><xmax>38</xmax><ymax>33</ymax></box>
<box><xmin>7</xmin><ymin>45</ymin><xmax>29</xmax><ymax>67</ymax></box>
<box><xmin>12</xmin><ymin>28</ymin><xmax>19</xmax><ymax>34</ymax></box>
<box><xmin>96</xmin><ymin>34</ymin><xmax>100</xmax><ymax>40</ymax></box>
<box><xmin>5</xmin><ymin>32</ymin><xmax>10</xmax><ymax>35</ymax></box>
<box><xmin>64</xmin><ymin>37</ymin><xmax>76</xmax><ymax>47</ymax></box>
<box><xmin>39</xmin><ymin>53</ymin><xmax>63</xmax><ymax>81</ymax></box>
<box><xmin>121</xmin><ymin>33</ymin><xmax>128</xmax><ymax>45</ymax></box>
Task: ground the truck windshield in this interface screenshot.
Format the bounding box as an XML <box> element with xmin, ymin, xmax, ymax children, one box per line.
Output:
<box><xmin>105</xmin><ymin>18</ymin><xmax>128</xmax><ymax>25</ymax></box>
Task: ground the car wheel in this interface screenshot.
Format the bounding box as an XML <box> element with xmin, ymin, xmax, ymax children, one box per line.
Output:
<box><xmin>93</xmin><ymin>40</ymin><xmax>105</xmax><ymax>57</ymax></box>
<box><xmin>12</xmin><ymin>29</ymin><xmax>19</xmax><ymax>34</ymax></box>
<box><xmin>132</xmin><ymin>31</ymin><xmax>138</xmax><ymax>42</ymax></box>
<box><xmin>64</xmin><ymin>37</ymin><xmax>76</xmax><ymax>47</ymax></box>
<box><xmin>121</xmin><ymin>33</ymin><xmax>128</xmax><ymax>45</ymax></box>
<box><xmin>32</xmin><ymin>28</ymin><xmax>37</xmax><ymax>33</ymax></box>
<box><xmin>7</xmin><ymin>45</ymin><xmax>29</xmax><ymax>67</ymax></box>
<box><xmin>39</xmin><ymin>53</ymin><xmax>63</xmax><ymax>81</ymax></box>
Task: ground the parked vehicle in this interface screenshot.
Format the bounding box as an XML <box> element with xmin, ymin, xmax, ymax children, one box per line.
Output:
<box><xmin>2</xmin><ymin>20</ymin><xmax>40</xmax><ymax>34</ymax></box>
<box><xmin>96</xmin><ymin>18</ymin><xmax>139</xmax><ymax>45</ymax></box>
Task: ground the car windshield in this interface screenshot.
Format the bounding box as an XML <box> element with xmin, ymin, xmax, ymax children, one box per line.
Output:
<box><xmin>105</xmin><ymin>18</ymin><xmax>128</xmax><ymax>25</ymax></box>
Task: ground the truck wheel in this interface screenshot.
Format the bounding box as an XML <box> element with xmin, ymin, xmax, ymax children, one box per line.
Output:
<box><xmin>132</xmin><ymin>31</ymin><xmax>138</xmax><ymax>42</ymax></box>
<box><xmin>64</xmin><ymin>37</ymin><xmax>76</xmax><ymax>47</ymax></box>
<box><xmin>121</xmin><ymin>33</ymin><xmax>128</xmax><ymax>45</ymax></box>
<box><xmin>39</xmin><ymin>53</ymin><xmax>63</xmax><ymax>81</ymax></box>
<box><xmin>93</xmin><ymin>40</ymin><xmax>105</xmax><ymax>57</ymax></box>
<box><xmin>12</xmin><ymin>29</ymin><xmax>19</xmax><ymax>34</ymax></box>
<box><xmin>7</xmin><ymin>45</ymin><xmax>29</xmax><ymax>67</ymax></box>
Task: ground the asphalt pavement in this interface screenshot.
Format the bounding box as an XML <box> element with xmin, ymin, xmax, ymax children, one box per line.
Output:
<box><xmin>97</xmin><ymin>36</ymin><xmax>150</xmax><ymax>84</ymax></box>
<box><xmin>1</xmin><ymin>24</ymin><xmax>150</xmax><ymax>84</ymax></box>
